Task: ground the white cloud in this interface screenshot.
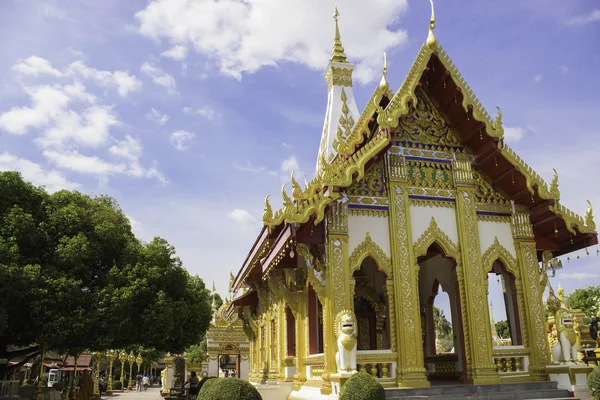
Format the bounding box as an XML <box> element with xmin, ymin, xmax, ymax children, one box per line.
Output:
<box><xmin>126</xmin><ymin>214</ymin><xmax>145</xmax><ymax>236</ymax></box>
<box><xmin>13</xmin><ymin>56</ymin><xmax>62</xmax><ymax>77</ymax></box>
<box><xmin>0</xmin><ymin>152</ymin><xmax>80</xmax><ymax>192</ymax></box>
<box><xmin>282</xmin><ymin>142</ymin><xmax>291</xmax><ymax>148</ymax></box>
<box><xmin>170</xmin><ymin>130</ymin><xmax>195</xmax><ymax>151</ymax></box>
<box><xmin>558</xmin><ymin>272</ymin><xmax>600</xmax><ymax>280</ymax></box>
<box><xmin>43</xmin><ymin>149</ymin><xmax>166</xmax><ymax>182</ymax></box>
<box><xmin>281</xmin><ymin>156</ymin><xmax>299</xmax><ymax>174</ymax></box>
<box><xmin>135</xmin><ymin>0</ymin><xmax>410</xmax><ymax>84</ymax></box>
<box><xmin>228</xmin><ymin>208</ymin><xmax>257</xmax><ymax>229</ymax></box>
<box><xmin>233</xmin><ymin>161</ymin><xmax>266</xmax><ymax>173</ymax></box>
<box><xmin>559</xmin><ymin>65</ymin><xmax>568</xmax><ymax>74</ymax></box>
<box><xmin>66</xmin><ymin>60</ymin><xmax>142</xmax><ymax>97</ymax></box>
<box><xmin>109</xmin><ymin>135</ymin><xmax>143</xmax><ymax>161</ymax></box>
<box><xmin>533</xmin><ymin>74</ymin><xmax>542</xmax><ymax>83</ymax></box>
<box><xmin>183</xmin><ymin>106</ymin><xmax>221</xmax><ymax>120</ymax></box>
<box><xmin>148</xmin><ymin>108</ymin><xmax>169</xmax><ymax>124</ymax></box>
<box><xmin>36</xmin><ymin>105</ymin><xmax>120</xmax><ymax>149</ymax></box>
<box><xmin>567</xmin><ymin>9</ymin><xmax>600</xmax><ymax>25</ymax></box>
<box><xmin>503</xmin><ymin>126</ymin><xmax>526</xmax><ymax>142</ymax></box>
<box><xmin>141</xmin><ymin>62</ymin><xmax>177</xmax><ymax>92</ymax></box>
<box><xmin>162</xmin><ymin>45</ymin><xmax>188</xmax><ymax>61</ymax></box>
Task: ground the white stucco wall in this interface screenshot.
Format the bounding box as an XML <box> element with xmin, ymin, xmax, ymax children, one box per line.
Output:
<box><xmin>410</xmin><ymin>205</ymin><xmax>459</xmax><ymax>244</ymax></box>
<box><xmin>348</xmin><ymin>214</ymin><xmax>391</xmax><ymax>257</ymax></box>
<box><xmin>477</xmin><ymin>220</ymin><xmax>516</xmax><ymax>257</ymax></box>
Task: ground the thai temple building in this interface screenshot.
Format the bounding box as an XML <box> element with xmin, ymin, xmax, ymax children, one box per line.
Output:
<box><xmin>229</xmin><ymin>3</ymin><xmax>598</xmax><ymax>399</ymax></box>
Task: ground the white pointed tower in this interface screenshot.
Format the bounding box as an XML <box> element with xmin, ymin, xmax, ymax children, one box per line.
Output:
<box><xmin>315</xmin><ymin>7</ymin><xmax>361</xmax><ymax>174</ymax></box>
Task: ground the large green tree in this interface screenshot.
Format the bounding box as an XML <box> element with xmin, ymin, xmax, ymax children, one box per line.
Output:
<box><xmin>0</xmin><ymin>172</ymin><xmax>212</xmax><ymax>378</ymax></box>
<box><xmin>567</xmin><ymin>285</ymin><xmax>600</xmax><ymax>319</ymax></box>
<box><xmin>495</xmin><ymin>320</ymin><xmax>510</xmax><ymax>339</ymax></box>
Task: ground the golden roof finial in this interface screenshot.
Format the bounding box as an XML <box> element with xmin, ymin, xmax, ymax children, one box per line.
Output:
<box><xmin>212</xmin><ymin>280</ymin><xmax>216</xmax><ymax>293</ymax></box>
<box><xmin>426</xmin><ymin>0</ymin><xmax>437</xmax><ymax>50</ymax></box>
<box><xmin>331</xmin><ymin>6</ymin><xmax>348</xmax><ymax>63</ymax></box>
<box><xmin>379</xmin><ymin>52</ymin><xmax>389</xmax><ymax>91</ymax></box>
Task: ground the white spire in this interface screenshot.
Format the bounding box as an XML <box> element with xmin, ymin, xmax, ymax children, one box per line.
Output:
<box><xmin>315</xmin><ymin>7</ymin><xmax>360</xmax><ymax>175</ymax></box>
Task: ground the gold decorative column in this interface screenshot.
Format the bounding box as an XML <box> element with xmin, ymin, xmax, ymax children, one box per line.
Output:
<box><xmin>386</xmin><ymin>153</ymin><xmax>429</xmax><ymax>387</ymax></box>
<box><xmin>106</xmin><ymin>350</ymin><xmax>117</xmax><ymax>395</ymax></box>
<box><xmin>92</xmin><ymin>352</ymin><xmax>103</xmax><ymax>400</ymax></box>
<box><xmin>118</xmin><ymin>350</ymin><xmax>127</xmax><ymax>389</ymax></box>
<box><xmin>293</xmin><ymin>288</ymin><xmax>307</xmax><ymax>390</ymax></box>
<box><xmin>512</xmin><ymin>212</ymin><xmax>550</xmax><ymax>380</ymax></box>
<box><xmin>136</xmin><ymin>354</ymin><xmax>143</xmax><ymax>380</ymax></box>
<box><xmin>322</xmin><ymin>198</ymin><xmax>351</xmax><ymax>395</ymax></box>
<box><xmin>454</xmin><ymin>174</ymin><xmax>499</xmax><ymax>384</ymax></box>
<box><xmin>127</xmin><ymin>352</ymin><xmax>135</xmax><ymax>389</ymax></box>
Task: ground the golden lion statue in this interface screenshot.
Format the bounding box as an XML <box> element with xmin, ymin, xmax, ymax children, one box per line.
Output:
<box><xmin>334</xmin><ymin>310</ymin><xmax>358</xmax><ymax>373</ymax></box>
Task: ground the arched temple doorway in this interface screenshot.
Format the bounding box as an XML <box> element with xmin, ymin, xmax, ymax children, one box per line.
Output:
<box><xmin>417</xmin><ymin>243</ymin><xmax>466</xmax><ymax>383</ymax></box>
<box><xmin>352</xmin><ymin>257</ymin><xmax>391</xmax><ymax>351</ymax></box>
<box><xmin>218</xmin><ymin>345</ymin><xmax>241</xmax><ymax>378</ymax></box>
<box><xmin>486</xmin><ymin>260</ymin><xmax>523</xmax><ymax>347</ymax></box>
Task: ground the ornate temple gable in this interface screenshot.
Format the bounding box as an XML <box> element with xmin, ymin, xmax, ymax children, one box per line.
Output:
<box><xmin>346</xmin><ymin>157</ymin><xmax>389</xmax><ymax>215</ymax></box>
<box><xmin>263</xmin><ymin>5</ymin><xmax>596</xmax><ymax>259</ymax></box>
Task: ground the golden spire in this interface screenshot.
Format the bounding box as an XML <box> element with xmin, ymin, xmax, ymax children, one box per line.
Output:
<box><xmin>331</xmin><ymin>6</ymin><xmax>348</xmax><ymax>63</ymax></box>
<box><xmin>212</xmin><ymin>280</ymin><xmax>216</xmax><ymax>293</ymax></box>
<box><xmin>379</xmin><ymin>52</ymin><xmax>389</xmax><ymax>91</ymax></box>
<box><xmin>426</xmin><ymin>0</ymin><xmax>437</xmax><ymax>50</ymax></box>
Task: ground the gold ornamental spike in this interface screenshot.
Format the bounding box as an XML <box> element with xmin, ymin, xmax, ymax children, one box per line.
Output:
<box><xmin>379</xmin><ymin>52</ymin><xmax>389</xmax><ymax>91</ymax></box>
<box><xmin>212</xmin><ymin>280</ymin><xmax>216</xmax><ymax>293</ymax></box>
<box><xmin>426</xmin><ymin>0</ymin><xmax>437</xmax><ymax>50</ymax></box>
<box><xmin>291</xmin><ymin>172</ymin><xmax>303</xmax><ymax>200</ymax></box>
<box><xmin>331</xmin><ymin>6</ymin><xmax>348</xmax><ymax>63</ymax></box>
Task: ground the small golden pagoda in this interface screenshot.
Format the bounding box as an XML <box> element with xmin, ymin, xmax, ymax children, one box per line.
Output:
<box><xmin>229</xmin><ymin>3</ymin><xmax>598</xmax><ymax>399</ymax></box>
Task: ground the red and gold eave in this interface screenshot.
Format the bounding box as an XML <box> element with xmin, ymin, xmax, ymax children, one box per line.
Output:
<box><xmin>233</xmin><ymin>45</ymin><xmax>597</xmax><ymax>294</ymax></box>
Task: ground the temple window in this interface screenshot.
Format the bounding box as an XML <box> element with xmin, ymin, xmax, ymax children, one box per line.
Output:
<box><xmin>286</xmin><ymin>306</ymin><xmax>296</xmax><ymax>357</ymax></box>
<box><xmin>487</xmin><ymin>260</ymin><xmax>523</xmax><ymax>346</ymax></box>
<box><xmin>352</xmin><ymin>257</ymin><xmax>390</xmax><ymax>351</ymax></box>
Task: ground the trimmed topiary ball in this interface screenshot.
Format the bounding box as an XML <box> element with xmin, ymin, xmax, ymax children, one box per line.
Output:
<box><xmin>588</xmin><ymin>366</ymin><xmax>600</xmax><ymax>399</ymax></box>
<box><xmin>339</xmin><ymin>372</ymin><xmax>385</xmax><ymax>400</ymax></box>
<box><xmin>199</xmin><ymin>378</ymin><xmax>262</xmax><ymax>400</ymax></box>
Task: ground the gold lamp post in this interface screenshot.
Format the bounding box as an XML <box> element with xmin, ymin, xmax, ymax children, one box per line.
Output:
<box><xmin>106</xmin><ymin>350</ymin><xmax>117</xmax><ymax>395</ymax></box>
<box><xmin>92</xmin><ymin>352</ymin><xmax>104</xmax><ymax>400</ymax></box>
<box><xmin>136</xmin><ymin>354</ymin><xmax>143</xmax><ymax>376</ymax></box>
<box><xmin>127</xmin><ymin>352</ymin><xmax>135</xmax><ymax>390</ymax></box>
<box><xmin>34</xmin><ymin>345</ymin><xmax>46</xmax><ymax>400</ymax></box>
<box><xmin>118</xmin><ymin>350</ymin><xmax>128</xmax><ymax>389</ymax></box>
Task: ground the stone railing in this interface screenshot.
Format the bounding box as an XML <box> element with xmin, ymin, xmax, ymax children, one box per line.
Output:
<box><xmin>357</xmin><ymin>350</ymin><xmax>397</xmax><ymax>386</ymax></box>
<box><xmin>424</xmin><ymin>353</ymin><xmax>461</xmax><ymax>381</ymax></box>
<box><xmin>492</xmin><ymin>346</ymin><xmax>530</xmax><ymax>376</ymax></box>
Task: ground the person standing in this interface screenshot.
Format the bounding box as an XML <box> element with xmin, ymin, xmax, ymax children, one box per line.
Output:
<box><xmin>184</xmin><ymin>372</ymin><xmax>199</xmax><ymax>400</ymax></box>
<box><xmin>135</xmin><ymin>373</ymin><xmax>143</xmax><ymax>392</ymax></box>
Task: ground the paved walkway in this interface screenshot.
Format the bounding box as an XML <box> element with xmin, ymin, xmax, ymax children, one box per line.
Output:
<box><xmin>101</xmin><ymin>382</ymin><xmax>293</xmax><ymax>400</ymax></box>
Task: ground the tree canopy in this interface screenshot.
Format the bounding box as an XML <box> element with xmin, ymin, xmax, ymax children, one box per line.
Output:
<box><xmin>567</xmin><ymin>285</ymin><xmax>600</xmax><ymax>319</ymax></box>
<box><xmin>495</xmin><ymin>320</ymin><xmax>510</xmax><ymax>339</ymax></box>
<box><xmin>0</xmin><ymin>171</ymin><xmax>212</xmax><ymax>378</ymax></box>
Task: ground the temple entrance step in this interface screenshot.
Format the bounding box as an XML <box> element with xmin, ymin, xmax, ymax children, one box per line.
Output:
<box><xmin>385</xmin><ymin>381</ymin><xmax>575</xmax><ymax>400</ymax></box>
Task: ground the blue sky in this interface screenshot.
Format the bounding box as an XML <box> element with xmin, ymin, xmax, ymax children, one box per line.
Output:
<box><xmin>0</xmin><ymin>0</ymin><xmax>599</xmax><ymax>321</ymax></box>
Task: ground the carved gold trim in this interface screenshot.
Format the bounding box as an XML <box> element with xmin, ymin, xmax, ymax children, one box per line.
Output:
<box><xmin>348</xmin><ymin>232</ymin><xmax>393</xmax><ymax>277</ymax></box>
<box><xmin>348</xmin><ymin>208</ymin><xmax>388</xmax><ymax>217</ymax></box>
<box><xmin>477</xmin><ymin>214</ymin><xmax>511</xmax><ymax>223</ymax></box>
<box><xmin>413</xmin><ymin>217</ymin><xmax>460</xmax><ymax>261</ymax></box>
<box><xmin>481</xmin><ymin>237</ymin><xmax>519</xmax><ymax>278</ymax></box>
<box><xmin>409</xmin><ymin>198</ymin><xmax>455</xmax><ymax>208</ymax></box>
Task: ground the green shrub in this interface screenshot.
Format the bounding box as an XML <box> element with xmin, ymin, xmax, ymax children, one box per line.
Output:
<box><xmin>123</xmin><ymin>378</ymin><xmax>129</xmax><ymax>388</ymax></box>
<box><xmin>112</xmin><ymin>381</ymin><xmax>122</xmax><ymax>390</ymax></box>
<box><xmin>198</xmin><ymin>377</ymin><xmax>215</xmax><ymax>393</ymax></box>
<box><xmin>199</xmin><ymin>378</ymin><xmax>261</xmax><ymax>400</ymax></box>
<box><xmin>588</xmin><ymin>366</ymin><xmax>600</xmax><ymax>399</ymax></box>
<box><xmin>339</xmin><ymin>372</ymin><xmax>385</xmax><ymax>400</ymax></box>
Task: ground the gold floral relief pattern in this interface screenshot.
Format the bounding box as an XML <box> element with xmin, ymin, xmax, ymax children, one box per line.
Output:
<box><xmin>385</xmin><ymin>280</ymin><xmax>397</xmax><ymax>352</ymax></box>
<box><xmin>412</xmin><ymin>217</ymin><xmax>460</xmax><ymax>261</ymax></box>
<box><xmin>407</xmin><ymin>160</ymin><xmax>453</xmax><ymax>189</ymax></box>
<box><xmin>409</xmin><ymin>198</ymin><xmax>455</xmax><ymax>208</ymax></box>
<box><xmin>348</xmin><ymin>208</ymin><xmax>388</xmax><ymax>217</ymax></box>
<box><xmin>397</xmin><ymin>89</ymin><xmax>462</xmax><ymax>147</ymax></box>
<box><xmin>330</xmin><ymin>236</ymin><xmax>348</xmax><ymax>318</ymax></box>
<box><xmin>459</xmin><ymin>192</ymin><xmax>490</xmax><ymax>365</ymax></box>
<box><xmin>473</xmin><ymin>170</ymin><xmax>509</xmax><ymax>205</ymax></box>
<box><xmin>348</xmin><ymin>232</ymin><xmax>393</xmax><ymax>278</ymax></box>
<box><xmin>393</xmin><ymin>186</ymin><xmax>417</xmax><ymax>365</ymax></box>
<box><xmin>347</xmin><ymin>159</ymin><xmax>387</xmax><ymax>197</ymax></box>
<box><xmin>477</xmin><ymin>214</ymin><xmax>511</xmax><ymax>223</ymax></box>
<box><xmin>332</xmin><ymin>88</ymin><xmax>356</xmax><ymax>158</ymax></box>
<box><xmin>522</xmin><ymin>243</ymin><xmax>549</xmax><ymax>366</ymax></box>
<box><xmin>481</xmin><ymin>237</ymin><xmax>518</xmax><ymax>277</ymax></box>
